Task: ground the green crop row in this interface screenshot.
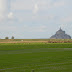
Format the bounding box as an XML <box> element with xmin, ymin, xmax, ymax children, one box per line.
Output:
<box><xmin>0</xmin><ymin>43</ymin><xmax>72</xmax><ymax>51</ymax></box>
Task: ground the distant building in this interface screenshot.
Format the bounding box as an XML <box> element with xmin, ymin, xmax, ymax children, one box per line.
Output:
<box><xmin>50</xmin><ymin>28</ymin><xmax>71</xmax><ymax>39</ymax></box>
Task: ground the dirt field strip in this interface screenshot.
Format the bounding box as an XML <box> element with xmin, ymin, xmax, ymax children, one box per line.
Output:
<box><xmin>0</xmin><ymin>41</ymin><xmax>48</xmax><ymax>43</ymax></box>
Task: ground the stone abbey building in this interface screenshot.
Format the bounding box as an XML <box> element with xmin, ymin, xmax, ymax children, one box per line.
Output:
<box><xmin>50</xmin><ymin>28</ymin><xmax>71</xmax><ymax>39</ymax></box>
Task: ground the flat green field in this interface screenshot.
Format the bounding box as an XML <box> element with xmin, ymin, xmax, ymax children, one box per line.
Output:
<box><xmin>0</xmin><ymin>43</ymin><xmax>72</xmax><ymax>72</ymax></box>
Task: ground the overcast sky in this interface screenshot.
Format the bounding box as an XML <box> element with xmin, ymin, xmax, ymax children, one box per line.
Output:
<box><xmin>0</xmin><ymin>0</ymin><xmax>72</xmax><ymax>39</ymax></box>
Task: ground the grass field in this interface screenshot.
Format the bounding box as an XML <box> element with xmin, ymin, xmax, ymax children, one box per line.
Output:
<box><xmin>0</xmin><ymin>43</ymin><xmax>72</xmax><ymax>72</ymax></box>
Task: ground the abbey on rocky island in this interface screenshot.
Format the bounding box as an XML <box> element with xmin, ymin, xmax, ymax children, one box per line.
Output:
<box><xmin>50</xmin><ymin>28</ymin><xmax>71</xmax><ymax>39</ymax></box>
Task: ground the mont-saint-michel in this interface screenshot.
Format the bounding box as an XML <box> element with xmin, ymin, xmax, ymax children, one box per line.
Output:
<box><xmin>50</xmin><ymin>28</ymin><xmax>71</xmax><ymax>39</ymax></box>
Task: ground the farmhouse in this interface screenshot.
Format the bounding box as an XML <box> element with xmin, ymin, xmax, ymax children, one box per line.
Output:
<box><xmin>50</xmin><ymin>28</ymin><xmax>71</xmax><ymax>39</ymax></box>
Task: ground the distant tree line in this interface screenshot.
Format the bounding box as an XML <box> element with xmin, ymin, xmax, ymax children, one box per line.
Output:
<box><xmin>5</xmin><ymin>36</ymin><xmax>14</xmax><ymax>39</ymax></box>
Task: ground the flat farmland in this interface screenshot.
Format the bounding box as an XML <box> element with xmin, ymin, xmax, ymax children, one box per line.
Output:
<box><xmin>0</xmin><ymin>39</ymin><xmax>72</xmax><ymax>43</ymax></box>
<box><xmin>0</xmin><ymin>43</ymin><xmax>72</xmax><ymax>72</ymax></box>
